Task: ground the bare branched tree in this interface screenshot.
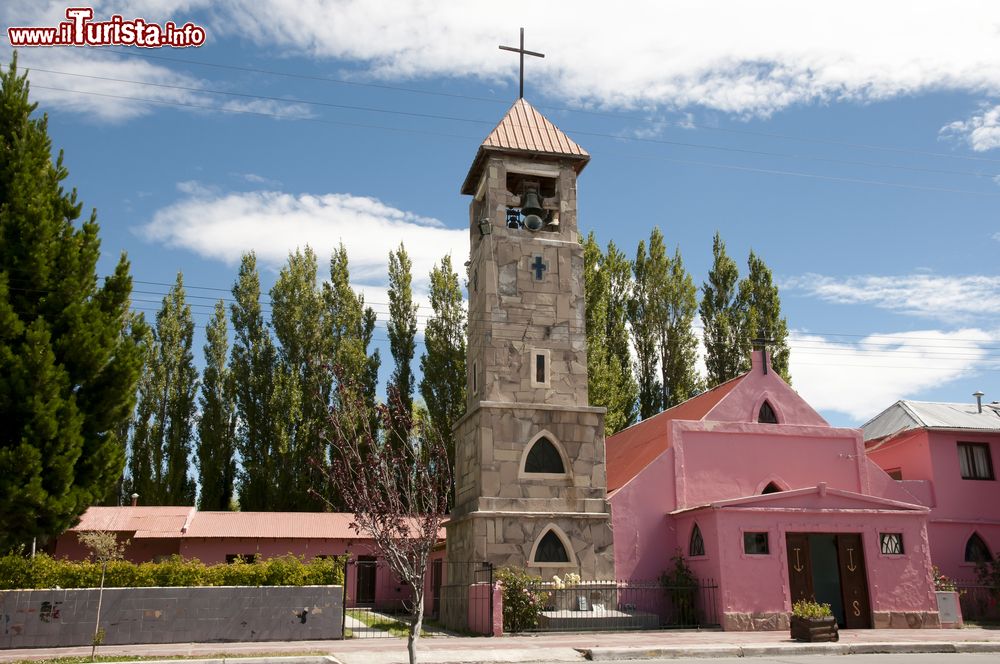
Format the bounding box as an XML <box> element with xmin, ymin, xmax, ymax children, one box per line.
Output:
<box><xmin>315</xmin><ymin>366</ymin><xmax>451</xmax><ymax>664</ymax></box>
<box><xmin>77</xmin><ymin>530</ymin><xmax>128</xmax><ymax>661</ymax></box>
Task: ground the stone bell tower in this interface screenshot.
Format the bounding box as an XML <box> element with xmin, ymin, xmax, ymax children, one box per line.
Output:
<box><xmin>444</xmin><ymin>99</ymin><xmax>615</xmax><ymax>584</ymax></box>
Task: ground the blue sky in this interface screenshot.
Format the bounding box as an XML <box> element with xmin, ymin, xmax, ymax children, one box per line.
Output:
<box><xmin>3</xmin><ymin>1</ymin><xmax>999</xmax><ymax>427</ymax></box>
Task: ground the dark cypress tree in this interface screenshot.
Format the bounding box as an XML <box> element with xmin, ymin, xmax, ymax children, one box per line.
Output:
<box><xmin>629</xmin><ymin>239</ymin><xmax>663</xmax><ymax>419</ymax></box>
<box><xmin>387</xmin><ymin>243</ymin><xmax>418</xmax><ymax>446</ymax></box>
<box><xmin>196</xmin><ymin>301</ymin><xmax>236</xmax><ymax>511</ymax></box>
<box><xmin>419</xmin><ymin>254</ymin><xmax>466</xmax><ymax>505</ymax></box>
<box><xmin>0</xmin><ymin>54</ymin><xmax>143</xmax><ymax>549</ymax></box>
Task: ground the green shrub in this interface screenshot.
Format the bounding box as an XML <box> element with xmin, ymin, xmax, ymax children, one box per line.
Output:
<box><xmin>0</xmin><ymin>553</ymin><xmax>345</xmax><ymax>589</ymax></box>
<box><xmin>791</xmin><ymin>599</ymin><xmax>833</xmax><ymax>619</ymax></box>
<box><xmin>496</xmin><ymin>567</ymin><xmax>547</xmax><ymax>633</ymax></box>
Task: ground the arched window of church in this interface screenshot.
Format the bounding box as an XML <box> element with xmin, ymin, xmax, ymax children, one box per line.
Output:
<box><xmin>758</xmin><ymin>400</ymin><xmax>778</xmax><ymax>424</ymax></box>
<box><xmin>689</xmin><ymin>524</ymin><xmax>705</xmax><ymax>557</ymax></box>
<box><xmin>525</xmin><ymin>436</ymin><xmax>565</xmax><ymax>474</ymax></box>
<box><xmin>534</xmin><ymin>529</ymin><xmax>570</xmax><ymax>563</ymax></box>
<box><xmin>965</xmin><ymin>532</ymin><xmax>994</xmax><ymax>563</ymax></box>
<box><xmin>761</xmin><ymin>482</ymin><xmax>782</xmax><ymax>494</ymax></box>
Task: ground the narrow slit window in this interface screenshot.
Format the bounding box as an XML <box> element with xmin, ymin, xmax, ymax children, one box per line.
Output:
<box><xmin>536</xmin><ymin>353</ymin><xmax>546</xmax><ymax>384</ymax></box>
<box><xmin>472</xmin><ymin>361</ymin><xmax>477</xmax><ymax>394</ymax></box>
<box><xmin>534</xmin><ymin>530</ymin><xmax>570</xmax><ymax>563</ymax></box>
<box><xmin>758</xmin><ymin>401</ymin><xmax>778</xmax><ymax>424</ymax></box>
<box><xmin>689</xmin><ymin>524</ymin><xmax>705</xmax><ymax>557</ymax></box>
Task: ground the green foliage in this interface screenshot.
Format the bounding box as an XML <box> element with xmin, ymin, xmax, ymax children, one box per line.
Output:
<box><xmin>419</xmin><ymin>254</ymin><xmax>467</xmax><ymax>506</ymax></box>
<box><xmin>0</xmin><ymin>553</ymin><xmax>344</xmax><ymax>589</ymax></box>
<box><xmin>700</xmin><ymin>232</ymin><xmax>749</xmax><ymax>386</ymax></box>
<box><xmin>659</xmin><ymin>551</ymin><xmax>698</xmax><ymax>588</ymax></box>
<box><xmin>660</xmin><ymin>551</ymin><xmax>699</xmax><ymax>624</ymax></box>
<box><xmin>496</xmin><ymin>567</ymin><xmax>546</xmax><ymax>633</ymax></box>
<box><xmin>976</xmin><ymin>556</ymin><xmax>1000</xmax><ymax>600</ymax></box>
<box><xmin>387</xmin><ymin>243</ymin><xmax>418</xmax><ymax>450</ymax></box>
<box><xmin>583</xmin><ymin>234</ymin><xmax>639</xmax><ymax>435</ymax></box>
<box><xmin>196</xmin><ymin>301</ymin><xmax>237</xmax><ymax>510</ymax></box>
<box><xmin>738</xmin><ymin>251</ymin><xmax>791</xmax><ymax>382</ymax></box>
<box><xmin>629</xmin><ymin>238</ymin><xmax>662</xmax><ymax>419</ymax></box>
<box><xmin>0</xmin><ymin>53</ymin><xmax>143</xmax><ymax>550</ymax></box>
<box><xmin>791</xmin><ymin>599</ymin><xmax>833</xmax><ymax>619</ymax></box>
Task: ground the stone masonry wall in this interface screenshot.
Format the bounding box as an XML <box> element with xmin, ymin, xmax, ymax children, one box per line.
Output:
<box><xmin>0</xmin><ymin>585</ymin><xmax>343</xmax><ymax>648</ymax></box>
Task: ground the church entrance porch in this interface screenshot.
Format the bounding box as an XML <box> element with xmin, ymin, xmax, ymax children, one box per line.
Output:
<box><xmin>786</xmin><ymin>532</ymin><xmax>872</xmax><ymax>628</ymax></box>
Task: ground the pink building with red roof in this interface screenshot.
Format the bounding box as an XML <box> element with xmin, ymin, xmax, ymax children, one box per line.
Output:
<box><xmin>606</xmin><ymin>350</ymin><xmax>940</xmax><ymax>631</ymax></box>
<box><xmin>52</xmin><ymin>508</ymin><xmax>442</xmax><ymax>612</ymax></box>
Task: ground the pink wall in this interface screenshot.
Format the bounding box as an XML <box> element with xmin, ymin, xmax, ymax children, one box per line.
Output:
<box><xmin>467</xmin><ymin>582</ymin><xmax>502</xmax><ymax>636</ymax></box>
<box><xmin>672</xmin><ymin>422</ymin><xmax>867</xmax><ymax>509</ymax></box>
<box><xmin>710</xmin><ymin>509</ymin><xmax>936</xmax><ymax>620</ymax></box>
<box><xmin>53</xmin><ymin>535</ymin><xmax>179</xmax><ymax>563</ymax></box>
<box><xmin>610</xmin><ymin>449</ymin><xmax>678</xmax><ymax>581</ymax></box>
<box><xmin>868</xmin><ymin>429</ymin><xmax>1000</xmax><ymax>581</ymax></box>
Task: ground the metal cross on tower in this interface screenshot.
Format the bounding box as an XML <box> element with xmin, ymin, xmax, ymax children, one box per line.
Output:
<box><xmin>499</xmin><ymin>27</ymin><xmax>545</xmax><ymax>99</ymax></box>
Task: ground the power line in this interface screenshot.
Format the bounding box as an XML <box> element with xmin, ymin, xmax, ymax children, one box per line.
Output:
<box><xmin>15</xmin><ymin>64</ymin><xmax>1000</xmax><ymax>184</ymax></box>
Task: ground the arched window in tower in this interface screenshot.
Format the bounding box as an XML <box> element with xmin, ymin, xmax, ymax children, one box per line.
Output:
<box><xmin>965</xmin><ymin>532</ymin><xmax>994</xmax><ymax>564</ymax></box>
<box><xmin>525</xmin><ymin>436</ymin><xmax>565</xmax><ymax>474</ymax></box>
<box><xmin>758</xmin><ymin>400</ymin><xmax>779</xmax><ymax>424</ymax></box>
<box><xmin>761</xmin><ymin>482</ymin><xmax>782</xmax><ymax>494</ymax></box>
<box><xmin>534</xmin><ymin>529</ymin><xmax>570</xmax><ymax>563</ymax></box>
<box><xmin>689</xmin><ymin>524</ymin><xmax>705</xmax><ymax>557</ymax></box>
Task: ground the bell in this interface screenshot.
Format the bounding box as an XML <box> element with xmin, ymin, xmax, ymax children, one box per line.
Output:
<box><xmin>521</xmin><ymin>190</ymin><xmax>545</xmax><ymax>231</ymax></box>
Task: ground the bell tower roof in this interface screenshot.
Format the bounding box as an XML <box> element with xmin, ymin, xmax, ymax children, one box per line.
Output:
<box><xmin>461</xmin><ymin>98</ymin><xmax>590</xmax><ymax>194</ymax></box>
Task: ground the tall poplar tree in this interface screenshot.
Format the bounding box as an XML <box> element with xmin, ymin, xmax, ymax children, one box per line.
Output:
<box><xmin>661</xmin><ymin>247</ymin><xmax>701</xmax><ymax>407</ymax></box>
<box><xmin>583</xmin><ymin>234</ymin><xmax>638</xmax><ymax>435</ymax></box>
<box><xmin>419</xmin><ymin>254</ymin><xmax>466</xmax><ymax>504</ymax></box>
<box><xmin>700</xmin><ymin>232</ymin><xmax>749</xmax><ymax>386</ymax></box>
<box><xmin>231</xmin><ymin>252</ymin><xmax>280</xmax><ymax>510</ymax></box>
<box><xmin>157</xmin><ymin>273</ymin><xmax>198</xmax><ymax>505</ymax></box>
<box><xmin>196</xmin><ymin>301</ymin><xmax>236</xmax><ymax>511</ymax></box>
<box><xmin>738</xmin><ymin>251</ymin><xmax>792</xmax><ymax>382</ymax></box>
<box><xmin>270</xmin><ymin>247</ymin><xmax>328</xmax><ymax>510</ymax></box>
<box><xmin>629</xmin><ymin>238</ymin><xmax>662</xmax><ymax>419</ymax></box>
<box><xmin>126</xmin><ymin>274</ymin><xmax>197</xmax><ymax>505</ymax></box>
<box><xmin>604</xmin><ymin>241</ymin><xmax>639</xmax><ymax>431</ymax></box>
<box><xmin>387</xmin><ymin>243</ymin><xmax>418</xmax><ymax>446</ymax></box>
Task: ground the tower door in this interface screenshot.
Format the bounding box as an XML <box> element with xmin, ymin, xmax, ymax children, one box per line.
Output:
<box><xmin>836</xmin><ymin>533</ymin><xmax>872</xmax><ymax>629</ymax></box>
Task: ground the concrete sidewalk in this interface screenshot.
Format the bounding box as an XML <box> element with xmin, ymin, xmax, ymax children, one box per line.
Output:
<box><xmin>2</xmin><ymin>627</ymin><xmax>999</xmax><ymax>663</ymax></box>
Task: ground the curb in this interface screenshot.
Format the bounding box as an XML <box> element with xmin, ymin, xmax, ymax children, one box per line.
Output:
<box><xmin>583</xmin><ymin>641</ymin><xmax>1000</xmax><ymax>660</ymax></box>
<box><xmin>95</xmin><ymin>658</ymin><xmax>341</xmax><ymax>664</ymax></box>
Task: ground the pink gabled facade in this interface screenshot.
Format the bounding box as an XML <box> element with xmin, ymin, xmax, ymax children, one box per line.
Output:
<box><xmin>863</xmin><ymin>399</ymin><xmax>1000</xmax><ymax>583</ymax></box>
<box><xmin>607</xmin><ymin>350</ymin><xmax>939</xmax><ymax>631</ymax></box>
<box><xmin>51</xmin><ymin>507</ymin><xmax>445</xmax><ymax>613</ymax></box>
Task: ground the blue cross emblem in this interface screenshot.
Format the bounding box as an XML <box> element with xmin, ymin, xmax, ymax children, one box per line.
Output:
<box><xmin>531</xmin><ymin>255</ymin><xmax>547</xmax><ymax>280</ymax></box>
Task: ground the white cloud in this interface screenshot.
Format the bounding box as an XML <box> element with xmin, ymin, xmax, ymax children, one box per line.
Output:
<box><xmin>941</xmin><ymin>104</ymin><xmax>1000</xmax><ymax>152</ymax></box>
<box><xmin>139</xmin><ymin>186</ymin><xmax>468</xmax><ymax>287</ymax></box>
<box><xmin>785</xmin><ymin>273</ymin><xmax>1000</xmax><ymax>322</ymax></box>
<box><xmin>10</xmin><ymin>1</ymin><xmax>1000</xmax><ymax>120</ymax></box>
<box><xmin>789</xmin><ymin>329</ymin><xmax>997</xmax><ymax>422</ymax></box>
<box><xmin>209</xmin><ymin>0</ymin><xmax>1000</xmax><ymax>117</ymax></box>
<box><xmin>993</xmin><ymin>231</ymin><xmax>1000</xmax><ymax>242</ymax></box>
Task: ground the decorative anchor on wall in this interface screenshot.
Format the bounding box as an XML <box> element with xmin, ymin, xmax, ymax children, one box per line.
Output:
<box><xmin>499</xmin><ymin>27</ymin><xmax>545</xmax><ymax>99</ymax></box>
<box><xmin>792</xmin><ymin>547</ymin><xmax>804</xmax><ymax>573</ymax></box>
<box><xmin>846</xmin><ymin>547</ymin><xmax>857</xmax><ymax>572</ymax></box>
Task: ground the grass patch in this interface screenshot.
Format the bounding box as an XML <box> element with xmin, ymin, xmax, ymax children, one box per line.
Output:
<box><xmin>345</xmin><ymin>609</ymin><xmax>428</xmax><ymax>638</ymax></box>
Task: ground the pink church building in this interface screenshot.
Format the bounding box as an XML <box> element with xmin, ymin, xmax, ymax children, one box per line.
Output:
<box><xmin>606</xmin><ymin>350</ymin><xmax>940</xmax><ymax>631</ymax></box>
<box><xmin>863</xmin><ymin>396</ymin><xmax>1000</xmax><ymax>583</ymax></box>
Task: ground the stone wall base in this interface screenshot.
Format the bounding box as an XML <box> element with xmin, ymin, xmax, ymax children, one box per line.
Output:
<box><xmin>723</xmin><ymin>612</ymin><xmax>791</xmax><ymax>631</ymax></box>
<box><xmin>873</xmin><ymin>611</ymin><xmax>941</xmax><ymax>629</ymax></box>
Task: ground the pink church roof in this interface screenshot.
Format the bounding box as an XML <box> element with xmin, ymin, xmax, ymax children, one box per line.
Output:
<box><xmin>605</xmin><ymin>374</ymin><xmax>747</xmax><ymax>492</ymax></box>
<box><xmin>461</xmin><ymin>98</ymin><xmax>590</xmax><ymax>194</ymax></box>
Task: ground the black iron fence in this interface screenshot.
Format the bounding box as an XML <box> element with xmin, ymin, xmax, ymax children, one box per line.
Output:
<box><xmin>955</xmin><ymin>582</ymin><xmax>1000</xmax><ymax>623</ymax></box>
<box><xmin>523</xmin><ymin>580</ymin><xmax>719</xmax><ymax>631</ymax></box>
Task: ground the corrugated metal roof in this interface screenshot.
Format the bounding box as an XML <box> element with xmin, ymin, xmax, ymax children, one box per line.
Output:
<box><xmin>862</xmin><ymin>399</ymin><xmax>1000</xmax><ymax>441</ymax></box>
<box><xmin>70</xmin><ymin>506</ymin><xmax>194</xmax><ymax>539</ymax></box>
<box><xmin>183</xmin><ymin>511</ymin><xmax>359</xmax><ymax>539</ymax></box>
<box><xmin>606</xmin><ymin>374</ymin><xmax>747</xmax><ymax>492</ymax></box>
<box><xmin>461</xmin><ymin>98</ymin><xmax>589</xmax><ymax>194</ymax></box>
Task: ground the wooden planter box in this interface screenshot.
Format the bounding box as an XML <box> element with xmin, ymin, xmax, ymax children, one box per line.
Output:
<box><xmin>790</xmin><ymin>614</ymin><xmax>839</xmax><ymax>642</ymax></box>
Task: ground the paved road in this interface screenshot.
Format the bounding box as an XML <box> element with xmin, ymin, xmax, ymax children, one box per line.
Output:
<box><xmin>626</xmin><ymin>656</ymin><xmax>999</xmax><ymax>664</ymax></box>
